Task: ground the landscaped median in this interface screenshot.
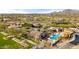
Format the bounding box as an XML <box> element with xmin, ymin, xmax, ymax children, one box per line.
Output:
<box><xmin>0</xmin><ymin>32</ymin><xmax>24</xmax><ymax>49</ymax></box>
<box><xmin>0</xmin><ymin>32</ymin><xmax>38</xmax><ymax>49</ymax></box>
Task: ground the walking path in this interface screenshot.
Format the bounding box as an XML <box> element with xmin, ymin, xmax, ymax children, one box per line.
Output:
<box><xmin>21</xmin><ymin>37</ymin><xmax>37</xmax><ymax>45</ymax></box>
<box><xmin>26</xmin><ymin>39</ymin><xmax>37</xmax><ymax>45</ymax></box>
<box><xmin>12</xmin><ymin>38</ymin><xmax>28</xmax><ymax>47</ymax></box>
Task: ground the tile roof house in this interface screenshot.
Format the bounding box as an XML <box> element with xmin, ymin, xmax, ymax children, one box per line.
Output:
<box><xmin>7</xmin><ymin>21</ymin><xmax>22</xmax><ymax>28</ymax></box>
<box><xmin>28</xmin><ymin>31</ymin><xmax>41</xmax><ymax>40</ymax></box>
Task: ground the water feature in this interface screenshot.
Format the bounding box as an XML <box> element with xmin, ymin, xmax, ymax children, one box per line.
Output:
<box><xmin>50</xmin><ymin>34</ymin><xmax>61</xmax><ymax>40</ymax></box>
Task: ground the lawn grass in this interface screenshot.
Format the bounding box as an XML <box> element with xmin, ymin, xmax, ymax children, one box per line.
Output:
<box><xmin>52</xmin><ymin>24</ymin><xmax>76</xmax><ymax>28</ymax></box>
<box><xmin>0</xmin><ymin>33</ymin><xmax>24</xmax><ymax>49</ymax></box>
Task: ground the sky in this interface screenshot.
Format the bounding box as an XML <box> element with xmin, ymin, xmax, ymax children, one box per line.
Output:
<box><xmin>0</xmin><ymin>9</ymin><xmax>63</xmax><ymax>14</ymax></box>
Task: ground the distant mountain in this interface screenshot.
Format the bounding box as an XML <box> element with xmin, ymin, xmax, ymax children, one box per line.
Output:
<box><xmin>62</xmin><ymin>9</ymin><xmax>79</xmax><ymax>13</ymax></box>
<box><xmin>49</xmin><ymin>9</ymin><xmax>79</xmax><ymax>14</ymax></box>
<box><xmin>48</xmin><ymin>9</ymin><xmax>79</xmax><ymax>17</ymax></box>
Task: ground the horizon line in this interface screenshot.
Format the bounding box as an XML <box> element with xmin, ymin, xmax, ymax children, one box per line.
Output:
<box><xmin>0</xmin><ymin>9</ymin><xmax>78</xmax><ymax>14</ymax></box>
<box><xmin>0</xmin><ymin>9</ymin><xmax>64</xmax><ymax>14</ymax></box>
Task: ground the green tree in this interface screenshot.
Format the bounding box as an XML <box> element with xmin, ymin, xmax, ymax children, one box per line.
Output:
<box><xmin>6</xmin><ymin>28</ymin><xmax>21</xmax><ymax>37</ymax></box>
<box><xmin>0</xmin><ymin>23</ymin><xmax>6</xmax><ymax>32</ymax></box>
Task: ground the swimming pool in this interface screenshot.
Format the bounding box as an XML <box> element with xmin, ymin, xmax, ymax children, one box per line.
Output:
<box><xmin>50</xmin><ymin>34</ymin><xmax>61</xmax><ymax>40</ymax></box>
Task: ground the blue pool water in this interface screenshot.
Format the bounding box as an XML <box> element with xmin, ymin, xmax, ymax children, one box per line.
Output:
<box><xmin>50</xmin><ymin>34</ymin><xmax>61</xmax><ymax>40</ymax></box>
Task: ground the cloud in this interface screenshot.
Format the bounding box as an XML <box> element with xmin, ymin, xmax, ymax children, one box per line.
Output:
<box><xmin>12</xmin><ymin>9</ymin><xmax>64</xmax><ymax>14</ymax></box>
<box><xmin>0</xmin><ymin>9</ymin><xmax>64</xmax><ymax>14</ymax></box>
